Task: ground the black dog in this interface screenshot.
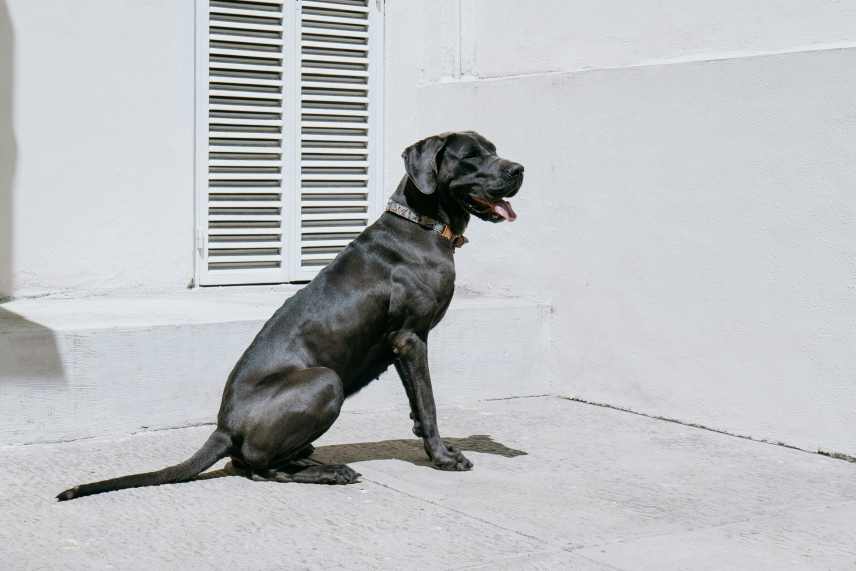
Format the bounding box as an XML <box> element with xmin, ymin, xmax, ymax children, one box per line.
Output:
<box><xmin>57</xmin><ymin>131</ymin><xmax>523</xmax><ymax>500</ymax></box>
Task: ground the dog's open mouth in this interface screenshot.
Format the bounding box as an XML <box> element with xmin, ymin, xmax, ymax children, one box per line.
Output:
<box><xmin>466</xmin><ymin>196</ymin><xmax>518</xmax><ymax>222</ymax></box>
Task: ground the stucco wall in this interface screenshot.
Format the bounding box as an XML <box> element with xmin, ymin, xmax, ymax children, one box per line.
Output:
<box><xmin>0</xmin><ymin>0</ymin><xmax>195</xmax><ymax>298</ymax></box>
<box><xmin>1</xmin><ymin>1</ymin><xmax>855</xmax><ymax>455</ymax></box>
<box><xmin>384</xmin><ymin>0</ymin><xmax>856</xmax><ymax>454</ymax></box>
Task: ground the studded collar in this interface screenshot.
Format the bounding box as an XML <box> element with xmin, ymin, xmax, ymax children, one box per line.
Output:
<box><xmin>385</xmin><ymin>200</ymin><xmax>468</xmax><ymax>249</ymax></box>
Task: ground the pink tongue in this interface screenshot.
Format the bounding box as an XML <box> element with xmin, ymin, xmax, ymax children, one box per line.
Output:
<box><xmin>491</xmin><ymin>200</ymin><xmax>517</xmax><ymax>222</ymax></box>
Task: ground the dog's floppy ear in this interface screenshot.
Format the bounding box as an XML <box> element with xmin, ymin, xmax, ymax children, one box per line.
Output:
<box><xmin>401</xmin><ymin>134</ymin><xmax>449</xmax><ymax>195</ymax></box>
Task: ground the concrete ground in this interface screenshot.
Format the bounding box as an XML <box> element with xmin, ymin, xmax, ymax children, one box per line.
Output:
<box><xmin>2</xmin><ymin>395</ymin><xmax>855</xmax><ymax>570</ymax></box>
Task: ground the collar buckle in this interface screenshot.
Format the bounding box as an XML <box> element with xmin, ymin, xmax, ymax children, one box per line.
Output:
<box><xmin>451</xmin><ymin>235</ymin><xmax>469</xmax><ymax>248</ymax></box>
<box><xmin>386</xmin><ymin>200</ymin><xmax>468</xmax><ymax>249</ymax></box>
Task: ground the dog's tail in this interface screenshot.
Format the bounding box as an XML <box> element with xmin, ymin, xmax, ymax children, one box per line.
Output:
<box><xmin>56</xmin><ymin>429</ymin><xmax>232</xmax><ymax>501</ymax></box>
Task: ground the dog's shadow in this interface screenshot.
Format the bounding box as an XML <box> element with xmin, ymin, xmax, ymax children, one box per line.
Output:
<box><xmin>196</xmin><ymin>435</ymin><xmax>526</xmax><ymax>481</ymax></box>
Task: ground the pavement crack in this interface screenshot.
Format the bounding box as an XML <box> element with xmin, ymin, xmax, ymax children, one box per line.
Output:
<box><xmin>559</xmin><ymin>395</ymin><xmax>856</xmax><ymax>465</ymax></box>
<box><xmin>5</xmin><ymin>435</ymin><xmax>98</xmax><ymax>447</ymax></box>
<box><xmin>363</xmin><ymin>476</ymin><xmax>549</xmax><ymax>546</ymax></box>
<box><xmin>1</xmin><ymin>423</ymin><xmax>217</xmax><ymax>450</ymax></box>
<box><xmin>817</xmin><ymin>449</ymin><xmax>856</xmax><ymax>463</ymax></box>
<box><xmin>483</xmin><ymin>394</ymin><xmax>553</xmax><ymax>402</ymax></box>
<box><xmin>131</xmin><ymin>421</ymin><xmax>216</xmax><ymax>435</ymax></box>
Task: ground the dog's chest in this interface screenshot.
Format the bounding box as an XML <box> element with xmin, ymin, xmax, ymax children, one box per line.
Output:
<box><xmin>428</xmin><ymin>266</ymin><xmax>455</xmax><ymax>328</ymax></box>
<box><xmin>391</xmin><ymin>258</ymin><xmax>455</xmax><ymax>332</ymax></box>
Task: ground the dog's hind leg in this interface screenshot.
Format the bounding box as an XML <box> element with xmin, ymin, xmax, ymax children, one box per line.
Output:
<box><xmin>250</xmin><ymin>463</ymin><xmax>361</xmax><ymax>485</ymax></box>
<box><xmin>292</xmin><ymin>443</ymin><xmax>315</xmax><ymax>460</ymax></box>
<box><xmin>229</xmin><ymin>367</ymin><xmax>360</xmax><ymax>484</ymax></box>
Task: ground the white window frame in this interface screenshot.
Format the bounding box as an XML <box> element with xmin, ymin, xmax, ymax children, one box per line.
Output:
<box><xmin>193</xmin><ymin>0</ymin><xmax>384</xmax><ymax>286</ymax></box>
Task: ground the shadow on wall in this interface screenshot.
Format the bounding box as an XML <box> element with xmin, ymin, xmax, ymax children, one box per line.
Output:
<box><xmin>0</xmin><ymin>7</ymin><xmax>62</xmax><ymax>387</ymax></box>
<box><xmin>0</xmin><ymin>1</ymin><xmax>15</xmax><ymax>300</ymax></box>
<box><xmin>0</xmin><ymin>307</ymin><xmax>65</xmax><ymax>385</ymax></box>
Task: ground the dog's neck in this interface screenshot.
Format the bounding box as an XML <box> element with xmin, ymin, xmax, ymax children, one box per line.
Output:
<box><xmin>389</xmin><ymin>176</ymin><xmax>470</xmax><ymax>236</ymax></box>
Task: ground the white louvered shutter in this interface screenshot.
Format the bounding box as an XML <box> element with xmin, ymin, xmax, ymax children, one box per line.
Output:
<box><xmin>195</xmin><ymin>0</ymin><xmax>383</xmax><ymax>285</ymax></box>
<box><xmin>291</xmin><ymin>0</ymin><xmax>382</xmax><ymax>280</ymax></box>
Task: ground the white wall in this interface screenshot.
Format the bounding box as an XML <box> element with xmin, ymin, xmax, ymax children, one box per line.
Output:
<box><xmin>1</xmin><ymin>1</ymin><xmax>855</xmax><ymax>456</ymax></box>
<box><xmin>384</xmin><ymin>0</ymin><xmax>856</xmax><ymax>455</ymax></box>
<box><xmin>0</xmin><ymin>0</ymin><xmax>196</xmax><ymax>298</ymax></box>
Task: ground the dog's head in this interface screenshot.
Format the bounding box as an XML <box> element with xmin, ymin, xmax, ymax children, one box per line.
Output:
<box><xmin>402</xmin><ymin>131</ymin><xmax>523</xmax><ymax>223</ymax></box>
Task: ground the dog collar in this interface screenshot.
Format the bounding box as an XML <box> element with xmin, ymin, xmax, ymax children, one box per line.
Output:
<box><xmin>385</xmin><ymin>200</ymin><xmax>468</xmax><ymax>249</ymax></box>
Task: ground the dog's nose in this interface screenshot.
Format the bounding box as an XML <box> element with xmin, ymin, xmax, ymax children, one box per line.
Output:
<box><xmin>505</xmin><ymin>163</ymin><xmax>524</xmax><ymax>179</ymax></box>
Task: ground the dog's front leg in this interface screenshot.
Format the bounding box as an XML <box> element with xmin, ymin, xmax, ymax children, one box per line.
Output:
<box><xmin>391</xmin><ymin>331</ymin><xmax>473</xmax><ymax>471</ymax></box>
<box><xmin>393</xmin><ymin>359</ymin><xmax>426</xmax><ymax>438</ymax></box>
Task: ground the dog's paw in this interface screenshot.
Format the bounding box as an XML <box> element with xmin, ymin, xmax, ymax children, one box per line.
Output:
<box><xmin>325</xmin><ymin>464</ymin><xmax>362</xmax><ymax>485</ymax></box>
<box><xmin>431</xmin><ymin>444</ymin><xmax>473</xmax><ymax>472</ymax></box>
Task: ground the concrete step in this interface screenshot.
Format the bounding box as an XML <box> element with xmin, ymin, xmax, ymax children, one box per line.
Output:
<box><xmin>0</xmin><ymin>287</ymin><xmax>553</xmax><ymax>445</ymax></box>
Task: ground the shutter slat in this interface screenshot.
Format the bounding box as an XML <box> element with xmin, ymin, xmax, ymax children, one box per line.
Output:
<box><xmin>210</xmin><ymin>7</ymin><xmax>284</xmax><ymax>19</ymax></box>
<box><xmin>207</xmin><ymin>254</ymin><xmax>282</xmax><ymax>263</ymax></box>
<box><xmin>209</xmin><ymin>241</ymin><xmax>282</xmax><ymax>249</ymax></box>
<box><xmin>218</xmin><ymin>0</ymin><xmax>283</xmax><ymax>4</ymax></box>
<box><xmin>209</xmin><ymin>215</ymin><xmax>282</xmax><ymax>222</ymax></box>
<box><xmin>208</xmin><ymin>227</ymin><xmax>283</xmax><ymax>236</ymax></box>
<box><xmin>209</xmin><ymin>89</ymin><xmax>283</xmax><ymax>100</ymax></box>
<box><xmin>301</xmin><ymin>253</ymin><xmax>341</xmax><ymax>261</ymax></box>
<box><xmin>301</xmin><ymin>108</ymin><xmax>368</xmax><ymax>118</ymax></box>
<box><xmin>210</xmin><ymin>159</ymin><xmax>283</xmax><ymax>167</ymax></box>
<box><xmin>301</xmin><ymin>81</ymin><xmax>367</xmax><ymax>91</ymax></box>
<box><xmin>210</xmin><ymin>145</ymin><xmax>281</xmax><ymax>153</ymax></box>
<box><xmin>300</xmin><ymin>41</ymin><xmax>368</xmax><ymax>54</ymax></box>
<box><xmin>210</xmin><ymin>172</ymin><xmax>282</xmax><ymax>180</ymax></box>
<box><xmin>301</xmin><ymin>147</ymin><xmax>367</xmax><ymax>155</ymax></box>
<box><xmin>209</xmin><ymin>201</ymin><xmax>283</xmax><ymax>208</ymax></box>
<box><xmin>301</xmin><ymin>94</ymin><xmax>368</xmax><ymax>104</ymax></box>
<box><xmin>300</xmin><ymin>160</ymin><xmax>368</xmax><ymax>167</ymax></box>
<box><xmin>209</xmin><ymin>47</ymin><xmax>283</xmax><ymax>61</ymax></box>
<box><xmin>301</xmin><ymin>212</ymin><xmax>367</xmax><ymax>221</ymax></box>
<box><xmin>301</xmin><ymin>27</ymin><xmax>368</xmax><ymax>40</ymax></box>
<box><xmin>209</xmin><ymin>130</ymin><xmax>282</xmax><ymax>138</ymax></box>
<box><xmin>302</xmin><ymin>1</ymin><xmax>369</xmax><ymax>14</ymax></box>
<box><xmin>299</xmin><ymin>186</ymin><xmax>368</xmax><ymax>194</ymax></box>
<box><xmin>209</xmin><ymin>76</ymin><xmax>283</xmax><ymax>88</ymax></box>
<box><xmin>301</xmin><ymin>225</ymin><xmax>367</xmax><ymax>234</ymax></box>
<box><xmin>300</xmin><ymin>238</ymin><xmax>353</xmax><ymax>247</ymax></box>
<box><xmin>301</xmin><ymin>201</ymin><xmax>368</xmax><ymax>208</ymax></box>
<box><xmin>209</xmin><ymin>61</ymin><xmax>285</xmax><ymax>73</ymax></box>
<box><xmin>208</xmin><ymin>21</ymin><xmax>283</xmax><ymax>33</ymax></box>
<box><xmin>210</xmin><ymin>104</ymin><xmax>283</xmax><ymax>113</ymax></box>
<box><xmin>209</xmin><ymin>33</ymin><xmax>284</xmax><ymax>47</ymax></box>
<box><xmin>301</xmin><ymin>174</ymin><xmax>367</xmax><ymax>182</ymax></box>
<box><xmin>301</xmin><ymin>120</ymin><xmax>367</xmax><ymax>128</ymax></box>
<box><xmin>299</xmin><ymin>54</ymin><xmax>369</xmax><ymax>65</ymax></box>
<box><xmin>301</xmin><ymin>66</ymin><xmax>369</xmax><ymax>78</ymax></box>
<box><xmin>208</xmin><ymin>187</ymin><xmax>283</xmax><ymax>194</ymax></box>
<box><xmin>301</xmin><ymin>133</ymin><xmax>368</xmax><ymax>142</ymax></box>
<box><xmin>301</xmin><ymin>14</ymin><xmax>368</xmax><ymax>27</ymax></box>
